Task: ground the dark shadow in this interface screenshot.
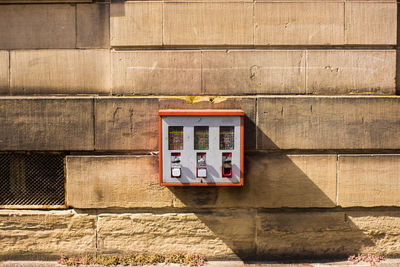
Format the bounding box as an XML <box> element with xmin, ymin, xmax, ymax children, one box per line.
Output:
<box><xmin>396</xmin><ymin>2</ymin><xmax>400</xmax><ymax>95</ymax></box>
<box><xmin>110</xmin><ymin>0</ymin><xmax>125</xmax><ymax>17</ymax></box>
<box><xmin>167</xmin><ymin>118</ymin><xmax>376</xmax><ymax>261</ymax></box>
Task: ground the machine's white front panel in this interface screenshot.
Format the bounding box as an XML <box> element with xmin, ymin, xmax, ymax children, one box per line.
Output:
<box><xmin>161</xmin><ymin>116</ymin><xmax>241</xmax><ymax>185</ymax></box>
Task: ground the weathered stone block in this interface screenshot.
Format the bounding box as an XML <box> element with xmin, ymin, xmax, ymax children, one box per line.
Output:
<box><xmin>0</xmin><ymin>5</ymin><xmax>75</xmax><ymax>49</ymax></box>
<box><xmin>66</xmin><ymin>155</ymin><xmax>173</xmax><ymax>208</ymax></box>
<box><xmin>95</xmin><ymin>97</ymin><xmax>256</xmax><ymax>151</ymax></box>
<box><xmin>110</xmin><ymin>2</ymin><xmax>162</xmax><ymax>46</ymax></box>
<box><xmin>0</xmin><ymin>51</ymin><xmax>8</xmax><ymax>95</ymax></box>
<box><xmin>97</xmin><ymin>211</ymin><xmax>256</xmax><ymax>260</ymax></box>
<box><xmin>255</xmin><ymin>2</ymin><xmax>344</xmax><ymax>45</ymax></box>
<box><xmin>172</xmin><ymin>154</ymin><xmax>336</xmax><ymax>209</ymax></box>
<box><xmin>10</xmin><ymin>49</ymin><xmax>110</xmax><ymax>95</ymax></box>
<box><xmin>257</xmin><ymin>96</ymin><xmax>400</xmax><ymax>150</ymax></box>
<box><xmin>95</xmin><ymin>98</ymin><xmax>159</xmax><ymax>151</ymax></box>
<box><xmin>306</xmin><ymin>50</ymin><xmax>395</xmax><ymax>94</ymax></box>
<box><xmin>0</xmin><ymin>210</ymin><xmax>96</xmax><ymax>259</ymax></box>
<box><xmin>345</xmin><ymin>2</ymin><xmax>397</xmax><ymax>45</ymax></box>
<box><xmin>0</xmin><ymin>98</ymin><xmax>94</xmax><ymax>150</ymax></box>
<box><xmin>164</xmin><ymin>2</ymin><xmax>253</xmax><ymax>45</ymax></box>
<box><xmin>112</xmin><ymin>51</ymin><xmax>201</xmax><ymax>95</ymax></box>
<box><xmin>338</xmin><ymin>155</ymin><xmax>400</xmax><ymax>207</ymax></box>
<box><xmin>202</xmin><ymin>50</ymin><xmax>305</xmax><ymax>95</ymax></box>
<box><xmin>77</xmin><ymin>3</ymin><xmax>110</xmax><ymax>48</ymax></box>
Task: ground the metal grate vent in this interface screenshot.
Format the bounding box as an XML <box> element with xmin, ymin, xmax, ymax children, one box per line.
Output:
<box><xmin>0</xmin><ymin>153</ymin><xmax>65</xmax><ymax>207</ymax></box>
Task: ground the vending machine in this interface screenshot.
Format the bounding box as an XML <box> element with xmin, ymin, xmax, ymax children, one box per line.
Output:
<box><xmin>159</xmin><ymin>110</ymin><xmax>244</xmax><ymax>186</ymax></box>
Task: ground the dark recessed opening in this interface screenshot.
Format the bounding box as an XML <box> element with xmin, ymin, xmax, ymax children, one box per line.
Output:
<box><xmin>0</xmin><ymin>153</ymin><xmax>65</xmax><ymax>206</ymax></box>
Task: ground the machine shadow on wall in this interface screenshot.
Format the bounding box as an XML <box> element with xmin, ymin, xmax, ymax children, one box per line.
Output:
<box><xmin>167</xmin><ymin>115</ymin><xmax>375</xmax><ymax>261</ymax></box>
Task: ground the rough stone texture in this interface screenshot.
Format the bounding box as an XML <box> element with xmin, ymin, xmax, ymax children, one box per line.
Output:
<box><xmin>202</xmin><ymin>50</ymin><xmax>305</xmax><ymax>95</ymax></box>
<box><xmin>95</xmin><ymin>96</ymin><xmax>256</xmax><ymax>151</ymax></box>
<box><xmin>0</xmin><ymin>210</ymin><xmax>96</xmax><ymax>259</ymax></box>
<box><xmin>345</xmin><ymin>2</ymin><xmax>397</xmax><ymax>45</ymax></box>
<box><xmin>0</xmin><ymin>51</ymin><xmax>8</xmax><ymax>95</ymax></box>
<box><xmin>172</xmin><ymin>154</ymin><xmax>336</xmax><ymax>209</ymax></box>
<box><xmin>10</xmin><ymin>49</ymin><xmax>110</xmax><ymax>95</ymax></box>
<box><xmin>257</xmin><ymin>96</ymin><xmax>400</xmax><ymax>150</ymax></box>
<box><xmin>255</xmin><ymin>2</ymin><xmax>344</xmax><ymax>45</ymax></box>
<box><xmin>0</xmin><ymin>5</ymin><xmax>75</xmax><ymax>49</ymax></box>
<box><xmin>345</xmin><ymin>211</ymin><xmax>400</xmax><ymax>257</ymax></box>
<box><xmin>77</xmin><ymin>3</ymin><xmax>110</xmax><ymax>48</ymax></box>
<box><xmin>164</xmin><ymin>2</ymin><xmax>253</xmax><ymax>46</ymax></box>
<box><xmin>338</xmin><ymin>155</ymin><xmax>400</xmax><ymax>207</ymax></box>
<box><xmin>112</xmin><ymin>51</ymin><xmax>202</xmax><ymax>95</ymax></box>
<box><xmin>97</xmin><ymin>211</ymin><xmax>256</xmax><ymax>260</ymax></box>
<box><xmin>306</xmin><ymin>50</ymin><xmax>396</xmax><ymax>95</ymax></box>
<box><xmin>110</xmin><ymin>2</ymin><xmax>162</xmax><ymax>47</ymax></box>
<box><xmin>257</xmin><ymin>211</ymin><xmax>400</xmax><ymax>258</ymax></box>
<box><xmin>66</xmin><ymin>155</ymin><xmax>174</xmax><ymax>208</ymax></box>
<box><xmin>2</xmin><ymin>210</ymin><xmax>400</xmax><ymax>260</ymax></box>
<box><xmin>0</xmin><ymin>98</ymin><xmax>94</xmax><ymax>150</ymax></box>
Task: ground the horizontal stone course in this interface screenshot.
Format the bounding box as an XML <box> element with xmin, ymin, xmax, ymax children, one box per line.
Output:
<box><xmin>107</xmin><ymin>1</ymin><xmax>395</xmax><ymax>46</ymax></box>
<box><xmin>1</xmin><ymin>209</ymin><xmax>400</xmax><ymax>259</ymax></box>
<box><xmin>2</xmin><ymin>49</ymin><xmax>396</xmax><ymax>95</ymax></box>
<box><xmin>66</xmin><ymin>153</ymin><xmax>336</xmax><ymax>209</ymax></box>
<box><xmin>0</xmin><ymin>2</ymin><xmax>395</xmax><ymax>49</ymax></box>
<box><xmin>110</xmin><ymin>49</ymin><xmax>394</xmax><ymax>96</ymax></box>
<box><xmin>2</xmin><ymin>96</ymin><xmax>400</xmax><ymax>151</ymax></box>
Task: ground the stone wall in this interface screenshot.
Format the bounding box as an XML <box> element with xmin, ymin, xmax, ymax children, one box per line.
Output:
<box><xmin>0</xmin><ymin>0</ymin><xmax>399</xmax><ymax>261</ymax></box>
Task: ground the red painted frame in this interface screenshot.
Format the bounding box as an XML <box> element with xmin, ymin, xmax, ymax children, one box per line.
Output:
<box><xmin>159</xmin><ymin>109</ymin><xmax>245</xmax><ymax>186</ymax></box>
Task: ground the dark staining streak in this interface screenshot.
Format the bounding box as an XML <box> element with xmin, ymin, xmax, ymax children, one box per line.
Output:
<box><xmin>129</xmin><ymin>108</ymin><xmax>134</xmax><ymax>133</ymax></box>
<box><xmin>112</xmin><ymin>107</ymin><xmax>122</xmax><ymax>127</ymax></box>
<box><xmin>250</xmin><ymin>65</ymin><xmax>258</xmax><ymax>80</ymax></box>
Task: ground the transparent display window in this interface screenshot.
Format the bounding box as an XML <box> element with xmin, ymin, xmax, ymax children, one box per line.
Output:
<box><xmin>219</xmin><ymin>126</ymin><xmax>234</xmax><ymax>150</ymax></box>
<box><xmin>168</xmin><ymin>126</ymin><xmax>183</xmax><ymax>150</ymax></box>
<box><xmin>194</xmin><ymin>126</ymin><xmax>209</xmax><ymax>150</ymax></box>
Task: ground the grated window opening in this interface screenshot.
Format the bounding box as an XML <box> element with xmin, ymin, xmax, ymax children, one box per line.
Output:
<box><xmin>0</xmin><ymin>153</ymin><xmax>65</xmax><ymax>206</ymax></box>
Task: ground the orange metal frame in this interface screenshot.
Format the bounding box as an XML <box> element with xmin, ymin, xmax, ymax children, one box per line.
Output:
<box><xmin>159</xmin><ymin>109</ymin><xmax>244</xmax><ymax>187</ymax></box>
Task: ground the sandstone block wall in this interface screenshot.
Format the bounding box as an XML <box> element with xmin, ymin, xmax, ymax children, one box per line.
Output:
<box><xmin>0</xmin><ymin>0</ymin><xmax>399</xmax><ymax>261</ymax></box>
